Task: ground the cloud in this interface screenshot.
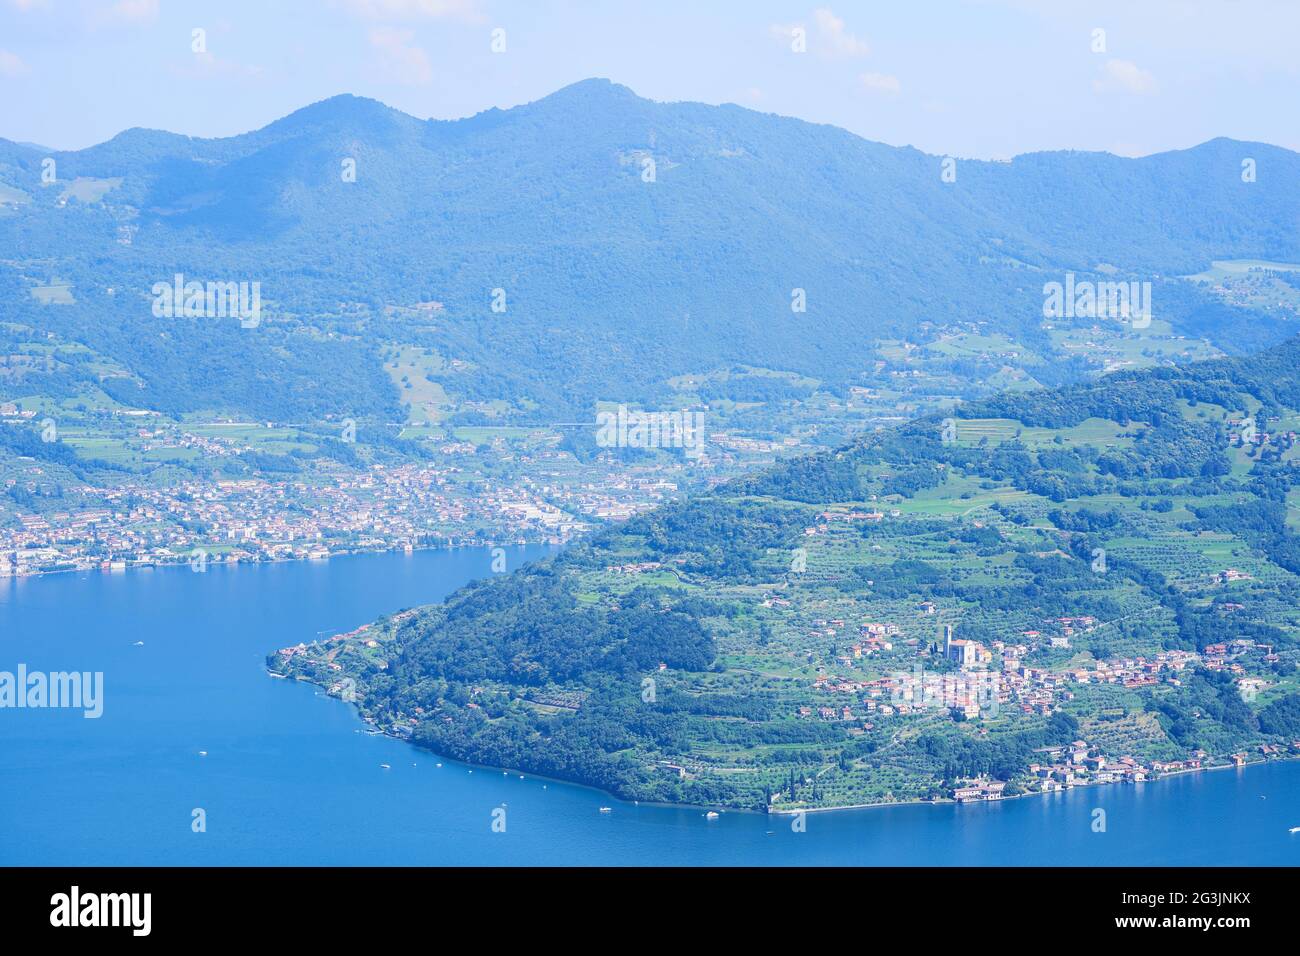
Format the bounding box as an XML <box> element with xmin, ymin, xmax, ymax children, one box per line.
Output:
<box><xmin>770</xmin><ymin>7</ymin><xmax>869</xmax><ymax>58</ymax></box>
<box><xmin>111</xmin><ymin>0</ymin><xmax>159</xmax><ymax>20</ymax></box>
<box><xmin>0</xmin><ymin>49</ymin><xmax>29</xmax><ymax>77</ymax></box>
<box><xmin>1092</xmin><ymin>59</ymin><xmax>1157</xmax><ymax>95</ymax></box>
<box><xmin>369</xmin><ymin>27</ymin><xmax>433</xmax><ymax>85</ymax></box>
<box><xmin>340</xmin><ymin>0</ymin><xmax>483</xmax><ymax>22</ymax></box>
<box><xmin>813</xmin><ymin>7</ymin><xmax>869</xmax><ymax>58</ymax></box>
<box><xmin>859</xmin><ymin>71</ymin><xmax>901</xmax><ymax>95</ymax></box>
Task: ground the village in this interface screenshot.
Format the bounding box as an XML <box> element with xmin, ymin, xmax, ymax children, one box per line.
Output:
<box><xmin>0</xmin><ymin>454</ymin><xmax>688</xmax><ymax>577</ymax></box>
<box><xmin>797</xmin><ymin>619</ymin><xmax>1298</xmax><ymax>800</ymax></box>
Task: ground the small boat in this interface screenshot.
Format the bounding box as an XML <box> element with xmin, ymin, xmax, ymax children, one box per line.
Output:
<box><xmin>1289</xmin><ymin>826</ymin><xmax>1300</xmax><ymax>833</ymax></box>
<box><xmin>705</xmin><ymin>811</ymin><xmax>720</xmax><ymax>820</ymax></box>
<box><xmin>380</xmin><ymin>763</ymin><xmax>391</xmax><ymax>770</ymax></box>
<box><xmin>435</xmin><ymin>763</ymin><xmax>442</xmax><ymax>768</ymax></box>
<box><xmin>197</xmin><ymin>751</ymin><xmax>207</xmax><ymax>757</ymax></box>
<box><xmin>599</xmin><ymin>806</ymin><xmax>612</xmax><ymax>813</ymax></box>
<box><xmin>131</xmin><ymin>641</ymin><xmax>144</xmax><ymax>646</ymax></box>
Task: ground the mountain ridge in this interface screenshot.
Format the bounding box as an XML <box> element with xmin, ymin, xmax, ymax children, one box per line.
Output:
<box><xmin>6</xmin><ymin>79</ymin><xmax>1296</xmax><ymax>166</ymax></box>
<box><xmin>3</xmin><ymin>78</ymin><xmax>1299</xmax><ymax>423</ymax></box>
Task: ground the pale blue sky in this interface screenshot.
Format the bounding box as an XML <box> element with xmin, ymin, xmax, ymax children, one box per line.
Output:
<box><xmin>3</xmin><ymin>0</ymin><xmax>1299</xmax><ymax>157</ymax></box>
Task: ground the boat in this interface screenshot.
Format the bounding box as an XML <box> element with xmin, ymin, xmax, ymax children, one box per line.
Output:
<box><xmin>197</xmin><ymin>751</ymin><xmax>207</xmax><ymax>757</ymax></box>
<box><xmin>705</xmin><ymin>811</ymin><xmax>720</xmax><ymax>820</ymax></box>
<box><xmin>1289</xmin><ymin>826</ymin><xmax>1300</xmax><ymax>833</ymax></box>
<box><xmin>380</xmin><ymin>763</ymin><xmax>391</xmax><ymax>770</ymax></box>
<box><xmin>599</xmin><ymin>806</ymin><xmax>612</xmax><ymax>813</ymax></box>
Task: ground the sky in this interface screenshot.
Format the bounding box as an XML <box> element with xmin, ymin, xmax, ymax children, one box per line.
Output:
<box><xmin>2</xmin><ymin>0</ymin><xmax>1299</xmax><ymax>158</ymax></box>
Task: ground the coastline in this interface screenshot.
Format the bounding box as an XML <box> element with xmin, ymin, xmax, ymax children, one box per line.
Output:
<box><xmin>279</xmin><ymin>671</ymin><xmax>1293</xmax><ymax>818</ymax></box>
<box><xmin>1</xmin><ymin>536</ymin><xmax>564</xmax><ymax>582</ymax></box>
<box><xmin>773</xmin><ymin>756</ymin><xmax>1282</xmax><ymax>816</ymax></box>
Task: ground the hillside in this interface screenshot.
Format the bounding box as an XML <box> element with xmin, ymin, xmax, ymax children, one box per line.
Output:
<box><xmin>4</xmin><ymin>79</ymin><xmax>1299</xmax><ymax>426</ymax></box>
<box><xmin>273</xmin><ymin>339</ymin><xmax>1300</xmax><ymax>810</ymax></box>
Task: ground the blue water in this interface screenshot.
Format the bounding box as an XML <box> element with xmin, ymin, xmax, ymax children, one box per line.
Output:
<box><xmin>2</xmin><ymin>546</ymin><xmax>1298</xmax><ymax>866</ymax></box>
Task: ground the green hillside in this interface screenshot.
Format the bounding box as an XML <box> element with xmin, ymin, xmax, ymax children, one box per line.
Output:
<box><xmin>272</xmin><ymin>338</ymin><xmax>1300</xmax><ymax>810</ymax></box>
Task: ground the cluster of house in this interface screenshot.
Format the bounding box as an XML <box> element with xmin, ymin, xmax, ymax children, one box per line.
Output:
<box><xmin>607</xmin><ymin>561</ymin><xmax>665</xmax><ymax>575</ymax></box>
<box><xmin>798</xmin><ymin>618</ymin><xmax>1232</xmax><ymax>727</ymax></box>
<box><xmin>1227</xmin><ymin>416</ymin><xmax>1295</xmax><ymax>448</ymax></box>
<box><xmin>0</xmin><ymin>418</ymin><xmax>730</xmax><ymax>577</ymax></box>
<box><xmin>802</xmin><ymin>508</ymin><xmax>901</xmax><ymax>538</ymax></box>
<box><xmin>952</xmin><ymin>779</ymin><xmax>1006</xmax><ymax>802</ymax></box>
<box><xmin>1022</xmin><ymin>741</ymin><xmax>1230</xmax><ymax>791</ymax></box>
<box><xmin>0</xmin><ymin>462</ymin><xmax>593</xmax><ymax>576</ymax></box>
<box><xmin>708</xmin><ymin>433</ymin><xmax>797</xmax><ymax>454</ymax></box>
<box><xmin>1062</xmin><ymin>649</ymin><xmax>1202</xmax><ymax>688</ymax></box>
<box><xmin>926</xmin><ymin>741</ymin><xmax>1300</xmax><ymax>803</ymax></box>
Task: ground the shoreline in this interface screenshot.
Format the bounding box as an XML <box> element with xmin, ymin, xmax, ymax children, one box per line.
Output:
<box><xmin>771</xmin><ymin>756</ymin><xmax>1281</xmax><ymax>816</ymax></box>
<box><xmin>282</xmin><ymin>672</ymin><xmax>1292</xmax><ymax>818</ymax></box>
<box><xmin>0</xmin><ymin>537</ymin><xmax>563</xmax><ymax>583</ymax></box>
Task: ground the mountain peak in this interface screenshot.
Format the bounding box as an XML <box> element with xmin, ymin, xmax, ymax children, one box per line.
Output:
<box><xmin>269</xmin><ymin>93</ymin><xmax>405</xmax><ymax>130</ymax></box>
<box><xmin>525</xmin><ymin>77</ymin><xmax>643</xmax><ymax>111</ymax></box>
<box><xmin>550</xmin><ymin>77</ymin><xmax>638</xmax><ymax>98</ymax></box>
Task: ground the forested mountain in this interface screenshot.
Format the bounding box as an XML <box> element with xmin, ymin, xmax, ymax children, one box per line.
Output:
<box><xmin>3</xmin><ymin>79</ymin><xmax>1299</xmax><ymax>422</ymax></box>
<box><xmin>274</xmin><ymin>337</ymin><xmax>1300</xmax><ymax>810</ymax></box>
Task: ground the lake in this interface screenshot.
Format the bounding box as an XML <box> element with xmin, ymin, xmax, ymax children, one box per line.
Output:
<box><xmin>2</xmin><ymin>547</ymin><xmax>1298</xmax><ymax>866</ymax></box>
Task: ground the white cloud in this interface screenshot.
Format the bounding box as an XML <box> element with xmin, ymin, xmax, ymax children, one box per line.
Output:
<box><xmin>813</xmin><ymin>7</ymin><xmax>869</xmax><ymax>58</ymax></box>
<box><xmin>1092</xmin><ymin>59</ymin><xmax>1157</xmax><ymax>95</ymax></box>
<box><xmin>340</xmin><ymin>0</ymin><xmax>483</xmax><ymax>22</ymax></box>
<box><xmin>770</xmin><ymin>7</ymin><xmax>869</xmax><ymax>59</ymax></box>
<box><xmin>859</xmin><ymin>71</ymin><xmax>901</xmax><ymax>95</ymax></box>
<box><xmin>369</xmin><ymin>27</ymin><xmax>433</xmax><ymax>85</ymax></box>
<box><xmin>0</xmin><ymin>49</ymin><xmax>29</xmax><ymax>77</ymax></box>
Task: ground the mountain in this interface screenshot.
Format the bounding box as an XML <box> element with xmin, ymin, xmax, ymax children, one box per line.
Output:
<box><xmin>272</xmin><ymin>337</ymin><xmax>1300</xmax><ymax>810</ymax></box>
<box><xmin>3</xmin><ymin>79</ymin><xmax>1300</xmax><ymax>423</ymax></box>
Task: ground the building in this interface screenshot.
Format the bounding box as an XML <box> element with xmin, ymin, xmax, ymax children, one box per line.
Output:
<box><xmin>944</xmin><ymin>625</ymin><xmax>989</xmax><ymax>668</ymax></box>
